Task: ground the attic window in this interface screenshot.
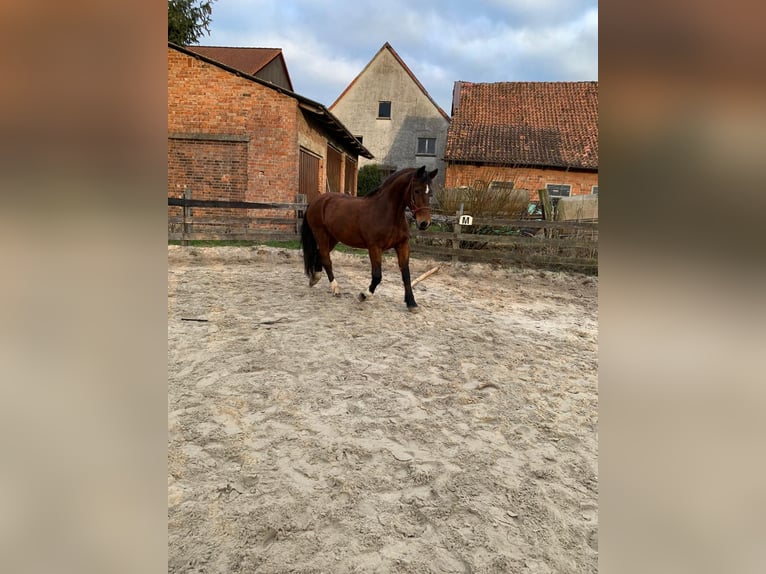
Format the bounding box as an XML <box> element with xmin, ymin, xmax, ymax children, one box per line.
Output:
<box><xmin>416</xmin><ymin>137</ymin><xmax>436</xmax><ymax>156</ymax></box>
<box><xmin>377</xmin><ymin>101</ymin><xmax>391</xmax><ymax>119</ymax></box>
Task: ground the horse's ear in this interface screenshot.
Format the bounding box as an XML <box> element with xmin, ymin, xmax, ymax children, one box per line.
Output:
<box><xmin>417</xmin><ymin>165</ymin><xmax>426</xmax><ymax>177</ymax></box>
<box><xmin>429</xmin><ymin>169</ymin><xmax>438</xmax><ymax>179</ymax></box>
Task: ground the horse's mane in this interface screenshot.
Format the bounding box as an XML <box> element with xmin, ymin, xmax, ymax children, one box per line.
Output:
<box><xmin>365</xmin><ymin>168</ymin><xmax>415</xmax><ymax>198</ymax></box>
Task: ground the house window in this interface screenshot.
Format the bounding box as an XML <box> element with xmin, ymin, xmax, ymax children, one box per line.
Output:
<box><xmin>378</xmin><ymin>101</ymin><xmax>391</xmax><ymax>119</ymax></box>
<box><xmin>546</xmin><ymin>184</ymin><xmax>571</xmax><ymax>197</ymax></box>
<box><xmin>488</xmin><ymin>181</ymin><xmax>514</xmax><ymax>192</ymax></box>
<box><xmin>545</xmin><ymin>183</ymin><xmax>571</xmax><ymax>208</ymax></box>
<box><xmin>591</xmin><ymin>185</ymin><xmax>598</xmax><ymax>195</ymax></box>
<box><xmin>416</xmin><ymin>137</ymin><xmax>436</xmax><ymax>156</ymax></box>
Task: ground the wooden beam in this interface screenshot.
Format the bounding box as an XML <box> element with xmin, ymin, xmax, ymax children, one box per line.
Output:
<box><xmin>411</xmin><ymin>266</ymin><xmax>441</xmax><ymax>287</ymax></box>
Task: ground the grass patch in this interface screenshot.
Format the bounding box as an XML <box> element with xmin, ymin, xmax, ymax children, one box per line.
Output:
<box><xmin>168</xmin><ymin>239</ymin><xmax>301</xmax><ymax>249</ymax></box>
<box><xmin>168</xmin><ymin>238</ymin><xmax>367</xmax><ymax>256</ymax></box>
<box><xmin>169</xmin><ymin>240</ymin><xmax>263</xmax><ymax>247</ymax></box>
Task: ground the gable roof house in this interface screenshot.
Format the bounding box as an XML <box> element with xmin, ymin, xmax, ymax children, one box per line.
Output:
<box><xmin>168</xmin><ymin>42</ymin><xmax>371</xmax><ymax>228</ymax></box>
<box><xmin>445</xmin><ymin>81</ymin><xmax>598</xmax><ymax>203</ymax></box>
<box><xmin>329</xmin><ymin>42</ymin><xmax>450</xmax><ymax>188</ymax></box>
<box><xmin>186</xmin><ymin>45</ymin><xmax>294</xmax><ymax>91</ymax></box>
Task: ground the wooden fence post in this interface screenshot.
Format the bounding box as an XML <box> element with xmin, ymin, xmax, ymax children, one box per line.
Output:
<box><xmin>452</xmin><ymin>203</ymin><xmax>463</xmax><ymax>264</ymax></box>
<box><xmin>296</xmin><ymin>193</ymin><xmax>306</xmax><ymax>234</ymax></box>
<box><xmin>182</xmin><ymin>186</ymin><xmax>191</xmax><ymax>246</ymax></box>
<box><xmin>538</xmin><ymin>189</ymin><xmax>553</xmax><ymax>239</ymax></box>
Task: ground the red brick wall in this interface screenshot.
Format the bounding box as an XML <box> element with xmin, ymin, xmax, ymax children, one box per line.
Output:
<box><xmin>445</xmin><ymin>164</ymin><xmax>598</xmax><ymax>200</ymax></box>
<box><xmin>168</xmin><ymin>138</ymin><xmax>248</xmax><ymax>221</ymax></box>
<box><xmin>168</xmin><ymin>48</ymin><xmax>300</xmax><ymax>214</ymax></box>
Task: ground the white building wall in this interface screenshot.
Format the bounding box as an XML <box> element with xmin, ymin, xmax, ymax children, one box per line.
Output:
<box><xmin>330</xmin><ymin>48</ymin><xmax>449</xmax><ymax>187</ymax></box>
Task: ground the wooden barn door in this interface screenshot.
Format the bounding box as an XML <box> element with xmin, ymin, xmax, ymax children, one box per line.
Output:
<box><xmin>326</xmin><ymin>145</ymin><xmax>342</xmax><ymax>193</ymax></box>
<box><xmin>344</xmin><ymin>155</ymin><xmax>357</xmax><ymax>194</ymax></box>
<box><xmin>299</xmin><ymin>148</ymin><xmax>320</xmax><ymax>203</ymax></box>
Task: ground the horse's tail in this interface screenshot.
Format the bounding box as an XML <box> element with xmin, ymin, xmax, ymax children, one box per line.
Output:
<box><xmin>300</xmin><ymin>217</ymin><xmax>320</xmax><ymax>277</ymax></box>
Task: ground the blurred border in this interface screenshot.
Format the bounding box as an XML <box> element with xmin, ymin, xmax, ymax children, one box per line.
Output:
<box><xmin>3</xmin><ymin>1</ymin><xmax>765</xmax><ymax>573</ymax></box>
<box><xmin>0</xmin><ymin>2</ymin><xmax>168</xmax><ymax>573</ymax></box>
<box><xmin>601</xmin><ymin>1</ymin><xmax>766</xmax><ymax>572</ymax></box>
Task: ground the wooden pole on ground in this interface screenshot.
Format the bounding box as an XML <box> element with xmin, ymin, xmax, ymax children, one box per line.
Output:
<box><xmin>411</xmin><ymin>266</ymin><xmax>441</xmax><ymax>287</ymax></box>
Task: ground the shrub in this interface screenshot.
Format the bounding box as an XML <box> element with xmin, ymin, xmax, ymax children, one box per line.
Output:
<box><xmin>434</xmin><ymin>178</ymin><xmax>529</xmax><ymax>218</ymax></box>
<box><xmin>357</xmin><ymin>164</ymin><xmax>383</xmax><ymax>197</ymax></box>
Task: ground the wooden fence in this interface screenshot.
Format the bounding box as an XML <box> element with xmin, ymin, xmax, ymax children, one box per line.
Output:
<box><xmin>167</xmin><ymin>191</ymin><xmax>306</xmax><ymax>244</ymax></box>
<box><xmin>167</xmin><ymin>195</ymin><xmax>598</xmax><ymax>272</ymax></box>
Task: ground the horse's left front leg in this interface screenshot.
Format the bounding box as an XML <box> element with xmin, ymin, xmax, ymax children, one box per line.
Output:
<box><xmin>359</xmin><ymin>247</ymin><xmax>383</xmax><ymax>302</ymax></box>
<box><xmin>395</xmin><ymin>241</ymin><xmax>418</xmax><ymax>311</ymax></box>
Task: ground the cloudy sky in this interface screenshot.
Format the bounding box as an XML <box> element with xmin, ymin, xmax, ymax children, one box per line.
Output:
<box><xmin>202</xmin><ymin>0</ymin><xmax>598</xmax><ymax>114</ymax></box>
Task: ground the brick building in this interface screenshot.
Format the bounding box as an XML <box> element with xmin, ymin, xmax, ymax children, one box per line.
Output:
<box><xmin>168</xmin><ymin>42</ymin><xmax>372</xmax><ymax>226</ymax></box>
<box><xmin>445</xmin><ymin>81</ymin><xmax>598</xmax><ymax>203</ymax></box>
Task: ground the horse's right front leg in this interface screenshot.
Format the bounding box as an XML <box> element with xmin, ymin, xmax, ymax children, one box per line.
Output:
<box><xmin>358</xmin><ymin>247</ymin><xmax>383</xmax><ymax>302</ymax></box>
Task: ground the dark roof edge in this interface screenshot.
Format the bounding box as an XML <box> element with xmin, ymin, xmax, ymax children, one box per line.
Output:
<box><xmin>443</xmin><ymin>157</ymin><xmax>598</xmax><ymax>171</ymax></box>
<box><xmin>169</xmin><ymin>42</ymin><xmax>373</xmax><ymax>159</ymax></box>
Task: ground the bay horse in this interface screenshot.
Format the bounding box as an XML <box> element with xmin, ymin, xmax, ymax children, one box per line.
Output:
<box><xmin>300</xmin><ymin>165</ymin><xmax>437</xmax><ymax>311</ymax></box>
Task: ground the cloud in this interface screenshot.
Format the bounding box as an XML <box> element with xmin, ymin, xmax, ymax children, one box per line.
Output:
<box><xmin>202</xmin><ymin>0</ymin><xmax>598</xmax><ymax>110</ymax></box>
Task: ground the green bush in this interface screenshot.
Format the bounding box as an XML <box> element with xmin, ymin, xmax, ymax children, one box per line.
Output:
<box><xmin>357</xmin><ymin>164</ymin><xmax>383</xmax><ymax>197</ymax></box>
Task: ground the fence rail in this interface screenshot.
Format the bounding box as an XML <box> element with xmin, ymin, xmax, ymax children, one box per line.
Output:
<box><xmin>168</xmin><ymin>195</ymin><xmax>597</xmax><ymax>272</ymax></box>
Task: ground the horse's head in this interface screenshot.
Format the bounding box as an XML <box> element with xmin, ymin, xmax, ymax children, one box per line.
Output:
<box><xmin>410</xmin><ymin>166</ymin><xmax>437</xmax><ymax>230</ymax></box>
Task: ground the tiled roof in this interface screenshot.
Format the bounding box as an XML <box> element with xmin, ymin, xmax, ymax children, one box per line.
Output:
<box><xmin>445</xmin><ymin>81</ymin><xmax>598</xmax><ymax>169</ymax></box>
<box><xmin>186</xmin><ymin>46</ymin><xmax>293</xmax><ymax>90</ymax></box>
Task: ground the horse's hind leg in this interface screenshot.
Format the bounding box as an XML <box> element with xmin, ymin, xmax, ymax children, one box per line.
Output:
<box><xmin>318</xmin><ymin>236</ymin><xmax>341</xmax><ymax>296</ymax></box>
<box><xmin>358</xmin><ymin>247</ymin><xmax>382</xmax><ymax>302</ymax></box>
<box><xmin>309</xmin><ymin>247</ymin><xmax>323</xmax><ymax>287</ymax></box>
<box><xmin>309</xmin><ymin>246</ymin><xmax>323</xmax><ymax>287</ymax></box>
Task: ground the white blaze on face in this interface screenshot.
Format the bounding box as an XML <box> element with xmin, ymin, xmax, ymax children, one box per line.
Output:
<box><xmin>425</xmin><ymin>184</ymin><xmax>430</xmax><ymax>196</ymax></box>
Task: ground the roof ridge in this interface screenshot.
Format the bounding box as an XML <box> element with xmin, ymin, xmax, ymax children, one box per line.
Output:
<box><xmin>192</xmin><ymin>45</ymin><xmax>282</xmax><ymax>50</ymax></box>
<box><xmin>330</xmin><ymin>42</ymin><xmax>450</xmax><ymax>121</ymax></box>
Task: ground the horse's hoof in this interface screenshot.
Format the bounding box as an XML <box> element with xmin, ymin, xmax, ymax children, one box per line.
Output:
<box><xmin>309</xmin><ymin>273</ymin><xmax>321</xmax><ymax>287</ymax></box>
<box><xmin>358</xmin><ymin>292</ymin><xmax>367</xmax><ymax>302</ymax></box>
<box><xmin>407</xmin><ymin>305</ymin><xmax>419</xmax><ymax>313</ymax></box>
